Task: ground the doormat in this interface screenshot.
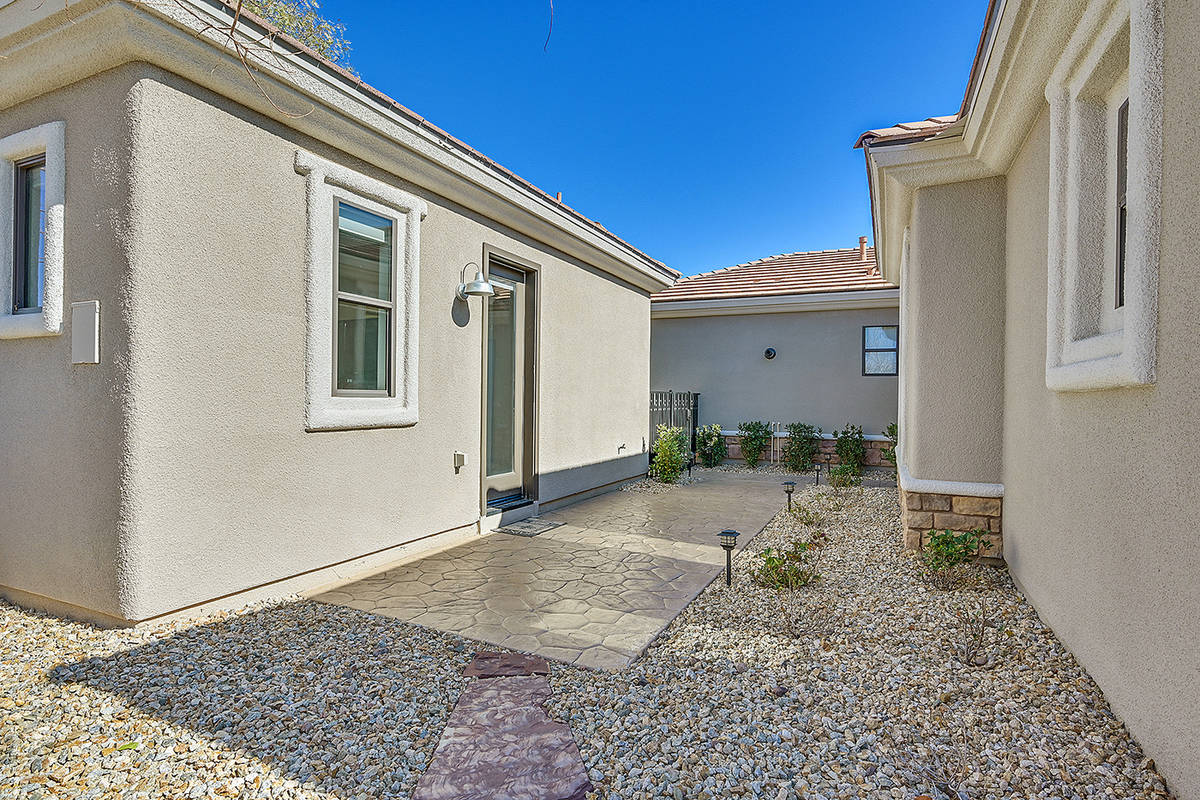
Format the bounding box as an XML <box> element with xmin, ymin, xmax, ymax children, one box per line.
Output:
<box><xmin>497</xmin><ymin>518</ymin><xmax>565</xmax><ymax>537</ymax></box>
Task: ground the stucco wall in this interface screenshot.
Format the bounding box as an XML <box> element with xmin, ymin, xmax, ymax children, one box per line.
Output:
<box><xmin>0</xmin><ymin>62</ymin><xmax>651</xmax><ymax>622</ymax></box>
<box><xmin>904</xmin><ymin>177</ymin><xmax>1006</xmax><ymax>484</ymax></box>
<box><xmin>0</xmin><ymin>66</ymin><xmax>143</xmax><ymax>622</ymax></box>
<box><xmin>1001</xmin><ymin>75</ymin><xmax>1200</xmax><ymax>798</ymax></box>
<box><xmin>111</xmin><ymin>70</ymin><xmax>652</xmax><ymax>620</ymax></box>
<box><xmin>650</xmin><ymin>307</ymin><xmax>899</xmax><ymax>435</ymax></box>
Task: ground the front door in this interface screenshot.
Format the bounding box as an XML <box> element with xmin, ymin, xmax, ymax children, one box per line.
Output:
<box><xmin>482</xmin><ymin>262</ymin><xmax>530</xmax><ymax>511</ymax></box>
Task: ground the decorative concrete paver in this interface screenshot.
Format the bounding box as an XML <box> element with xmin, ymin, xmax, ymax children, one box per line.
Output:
<box><xmin>313</xmin><ymin>472</ymin><xmax>785</xmax><ymax>669</ymax></box>
<box><xmin>413</xmin><ymin>652</ymin><xmax>590</xmax><ymax>800</ymax></box>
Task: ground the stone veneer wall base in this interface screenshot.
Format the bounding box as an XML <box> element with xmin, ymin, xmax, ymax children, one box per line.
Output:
<box><xmin>901</xmin><ymin>488</ymin><xmax>1003</xmax><ymax>559</ymax></box>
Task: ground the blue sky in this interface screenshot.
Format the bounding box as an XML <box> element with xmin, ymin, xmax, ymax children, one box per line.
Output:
<box><xmin>326</xmin><ymin>1</ymin><xmax>986</xmax><ymax>275</ymax></box>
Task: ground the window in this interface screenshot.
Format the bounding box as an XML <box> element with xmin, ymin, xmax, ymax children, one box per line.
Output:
<box><xmin>863</xmin><ymin>325</ymin><xmax>898</xmax><ymax>376</ymax></box>
<box><xmin>1044</xmin><ymin>0</ymin><xmax>1162</xmax><ymax>391</ymax></box>
<box><xmin>1</xmin><ymin>121</ymin><xmax>64</xmax><ymax>339</ymax></box>
<box><xmin>295</xmin><ymin>149</ymin><xmax>426</xmax><ymax>431</ymax></box>
<box><xmin>334</xmin><ymin>202</ymin><xmax>394</xmax><ymax>395</ymax></box>
<box><xmin>1114</xmin><ymin>98</ymin><xmax>1128</xmax><ymax>309</ymax></box>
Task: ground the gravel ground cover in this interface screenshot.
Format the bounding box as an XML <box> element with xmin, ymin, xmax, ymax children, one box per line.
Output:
<box><xmin>1</xmin><ymin>601</ymin><xmax>475</xmax><ymax>800</ymax></box>
<box><xmin>551</xmin><ymin>485</ymin><xmax>1172</xmax><ymax>800</ymax></box>
<box><xmin>0</xmin><ymin>484</ymin><xmax>1171</xmax><ymax>800</ymax></box>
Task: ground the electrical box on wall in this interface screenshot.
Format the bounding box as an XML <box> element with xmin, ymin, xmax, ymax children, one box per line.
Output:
<box><xmin>453</xmin><ymin>451</ymin><xmax>467</xmax><ymax>473</ymax></box>
<box><xmin>71</xmin><ymin>301</ymin><xmax>99</xmax><ymax>364</ymax></box>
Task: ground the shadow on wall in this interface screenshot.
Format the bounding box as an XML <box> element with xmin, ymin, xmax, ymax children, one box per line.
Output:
<box><xmin>47</xmin><ymin>601</ymin><xmax>476</xmax><ymax>798</ymax></box>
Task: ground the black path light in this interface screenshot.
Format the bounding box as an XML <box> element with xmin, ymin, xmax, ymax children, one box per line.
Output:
<box><xmin>812</xmin><ymin>462</ymin><xmax>822</xmax><ymax>486</ymax></box>
<box><xmin>782</xmin><ymin>480</ymin><xmax>796</xmax><ymax>511</ymax></box>
<box><xmin>719</xmin><ymin>529</ymin><xmax>740</xmax><ymax>586</ymax></box>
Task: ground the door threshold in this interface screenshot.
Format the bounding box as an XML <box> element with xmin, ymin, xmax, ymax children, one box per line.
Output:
<box><xmin>486</xmin><ymin>497</ymin><xmax>534</xmax><ymax>516</ymax></box>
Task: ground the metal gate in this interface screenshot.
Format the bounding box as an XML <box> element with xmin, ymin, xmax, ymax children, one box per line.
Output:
<box><xmin>649</xmin><ymin>391</ymin><xmax>700</xmax><ymax>450</ymax></box>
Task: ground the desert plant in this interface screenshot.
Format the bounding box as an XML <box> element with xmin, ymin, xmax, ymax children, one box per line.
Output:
<box><xmin>831</xmin><ymin>424</ymin><xmax>866</xmax><ymax>475</ymax></box>
<box><xmin>695</xmin><ymin>423</ymin><xmax>727</xmax><ymax>467</ymax></box>
<box><xmin>881</xmin><ymin>422</ymin><xmax>898</xmax><ymax>466</ymax></box>
<box><xmin>787</xmin><ymin>502</ymin><xmax>823</xmax><ymax>528</ymax></box>
<box><xmin>949</xmin><ymin>600</ymin><xmax>1010</xmax><ymax>668</ymax></box>
<box><xmin>753</xmin><ymin>542</ymin><xmax>820</xmax><ymax>591</ymax></box>
<box><xmin>827</xmin><ymin>464</ymin><xmax>862</xmax><ymax>490</ymax></box>
<box><xmin>737</xmin><ymin>420</ymin><xmax>774</xmax><ymax>468</ymax></box>
<box><xmin>784</xmin><ymin>595</ymin><xmax>841</xmax><ymax>638</ymax></box>
<box><xmin>920</xmin><ymin>528</ymin><xmax>992</xmax><ymax>589</ymax></box>
<box><xmin>782</xmin><ymin>422</ymin><xmax>821</xmax><ymax>472</ymax></box>
<box><xmin>649</xmin><ymin>425</ymin><xmax>688</xmax><ymax>484</ymax></box>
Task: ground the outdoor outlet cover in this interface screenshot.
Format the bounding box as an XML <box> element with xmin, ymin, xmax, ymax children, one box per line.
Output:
<box><xmin>453</xmin><ymin>451</ymin><xmax>467</xmax><ymax>472</ymax></box>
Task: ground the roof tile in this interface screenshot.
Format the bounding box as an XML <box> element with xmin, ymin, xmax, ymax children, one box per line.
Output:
<box><xmin>653</xmin><ymin>247</ymin><xmax>895</xmax><ymax>302</ymax></box>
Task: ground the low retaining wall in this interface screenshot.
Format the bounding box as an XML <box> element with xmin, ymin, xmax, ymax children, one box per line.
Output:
<box><xmin>900</xmin><ymin>488</ymin><xmax>1003</xmax><ymax>557</ymax></box>
<box><xmin>720</xmin><ymin>434</ymin><xmax>895</xmax><ymax>468</ymax></box>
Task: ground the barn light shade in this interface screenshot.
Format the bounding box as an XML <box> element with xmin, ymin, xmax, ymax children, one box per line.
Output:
<box><xmin>457</xmin><ymin>262</ymin><xmax>495</xmax><ymax>300</ymax></box>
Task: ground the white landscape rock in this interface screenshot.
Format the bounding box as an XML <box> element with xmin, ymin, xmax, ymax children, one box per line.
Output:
<box><xmin>0</xmin><ymin>485</ymin><xmax>1176</xmax><ymax>800</ymax></box>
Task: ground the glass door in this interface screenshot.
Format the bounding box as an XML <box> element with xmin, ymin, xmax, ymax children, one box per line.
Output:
<box><xmin>482</xmin><ymin>265</ymin><xmax>527</xmax><ymax>509</ymax></box>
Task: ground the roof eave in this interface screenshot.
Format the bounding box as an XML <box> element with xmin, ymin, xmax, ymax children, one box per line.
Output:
<box><xmin>0</xmin><ymin>0</ymin><xmax>679</xmax><ymax>290</ymax></box>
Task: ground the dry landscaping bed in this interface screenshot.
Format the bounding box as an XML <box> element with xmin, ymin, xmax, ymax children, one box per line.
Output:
<box><xmin>0</xmin><ymin>485</ymin><xmax>1173</xmax><ymax>800</ymax></box>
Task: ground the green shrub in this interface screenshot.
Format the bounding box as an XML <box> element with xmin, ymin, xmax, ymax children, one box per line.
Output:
<box><xmin>782</xmin><ymin>422</ymin><xmax>821</xmax><ymax>472</ymax></box>
<box><xmin>695</xmin><ymin>423</ymin><xmax>727</xmax><ymax>467</ymax></box>
<box><xmin>921</xmin><ymin>528</ymin><xmax>992</xmax><ymax>572</ymax></box>
<box><xmin>827</xmin><ymin>464</ymin><xmax>862</xmax><ymax>490</ymax></box>
<box><xmin>881</xmin><ymin>422</ymin><xmax>898</xmax><ymax>466</ymax></box>
<box><xmin>753</xmin><ymin>542</ymin><xmax>820</xmax><ymax>591</ymax></box>
<box><xmin>920</xmin><ymin>528</ymin><xmax>993</xmax><ymax>589</ymax></box>
<box><xmin>650</xmin><ymin>425</ymin><xmax>688</xmax><ymax>484</ymax></box>
<box><xmin>737</xmin><ymin>421</ymin><xmax>773</xmax><ymax>468</ymax></box>
<box><xmin>831</xmin><ymin>424</ymin><xmax>866</xmax><ymax>475</ymax></box>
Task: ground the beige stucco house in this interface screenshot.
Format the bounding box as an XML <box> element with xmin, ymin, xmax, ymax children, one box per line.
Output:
<box><xmin>0</xmin><ymin>0</ymin><xmax>676</xmax><ymax>626</ymax></box>
<box><xmin>858</xmin><ymin>0</ymin><xmax>1199</xmax><ymax>795</ymax></box>
<box><xmin>650</xmin><ymin>242</ymin><xmax>899</xmax><ymax>462</ymax></box>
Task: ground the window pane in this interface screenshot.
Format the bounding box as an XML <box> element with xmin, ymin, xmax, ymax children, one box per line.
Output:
<box><xmin>17</xmin><ymin>162</ymin><xmax>46</xmax><ymax>310</ymax></box>
<box><xmin>336</xmin><ymin>301</ymin><xmax>389</xmax><ymax>392</ymax></box>
<box><xmin>485</xmin><ymin>286</ymin><xmax>516</xmax><ymax>476</ymax></box>
<box><xmin>864</xmin><ymin>351</ymin><xmax>898</xmax><ymax>375</ymax></box>
<box><xmin>337</xmin><ymin>203</ymin><xmax>392</xmax><ymax>301</ymax></box>
<box><xmin>864</xmin><ymin>325</ymin><xmax>898</xmax><ymax>350</ymax></box>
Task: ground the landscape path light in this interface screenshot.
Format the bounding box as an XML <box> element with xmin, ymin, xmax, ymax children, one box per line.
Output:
<box><xmin>783</xmin><ymin>480</ymin><xmax>796</xmax><ymax>511</ymax></box>
<box><xmin>719</xmin><ymin>529</ymin><xmax>740</xmax><ymax>587</ymax></box>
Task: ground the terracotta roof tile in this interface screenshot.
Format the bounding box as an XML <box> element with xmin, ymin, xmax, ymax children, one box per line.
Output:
<box><xmin>854</xmin><ymin>115</ymin><xmax>959</xmax><ymax>148</ymax></box>
<box><xmin>652</xmin><ymin>247</ymin><xmax>895</xmax><ymax>303</ymax></box>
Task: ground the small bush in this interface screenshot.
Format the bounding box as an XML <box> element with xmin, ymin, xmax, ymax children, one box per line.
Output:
<box><xmin>827</xmin><ymin>464</ymin><xmax>862</xmax><ymax>490</ymax></box>
<box><xmin>949</xmin><ymin>600</ymin><xmax>1010</xmax><ymax>668</ymax></box>
<box><xmin>881</xmin><ymin>422</ymin><xmax>898</xmax><ymax>466</ymax></box>
<box><xmin>695</xmin><ymin>423</ymin><xmax>727</xmax><ymax>467</ymax></box>
<box><xmin>737</xmin><ymin>421</ymin><xmax>774</xmax><ymax>468</ymax></box>
<box><xmin>650</xmin><ymin>425</ymin><xmax>688</xmax><ymax>484</ymax></box>
<box><xmin>788</xmin><ymin>502</ymin><xmax>823</xmax><ymax>527</ymax></box>
<box><xmin>782</xmin><ymin>422</ymin><xmax>821</xmax><ymax>472</ymax></box>
<box><xmin>920</xmin><ymin>528</ymin><xmax>993</xmax><ymax>589</ymax></box>
<box><xmin>831</xmin><ymin>424</ymin><xmax>866</xmax><ymax>475</ymax></box>
<box><xmin>753</xmin><ymin>542</ymin><xmax>820</xmax><ymax>591</ymax></box>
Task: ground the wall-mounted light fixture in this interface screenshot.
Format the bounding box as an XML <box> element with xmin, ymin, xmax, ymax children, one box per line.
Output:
<box><xmin>457</xmin><ymin>262</ymin><xmax>495</xmax><ymax>300</ymax></box>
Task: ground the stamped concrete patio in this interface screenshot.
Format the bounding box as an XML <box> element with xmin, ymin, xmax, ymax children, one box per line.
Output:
<box><xmin>312</xmin><ymin>471</ymin><xmax>786</xmax><ymax>670</ymax></box>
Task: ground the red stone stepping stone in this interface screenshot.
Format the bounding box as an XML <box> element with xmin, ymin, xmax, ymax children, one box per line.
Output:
<box><xmin>414</xmin><ymin>654</ymin><xmax>591</xmax><ymax>800</ymax></box>
<box><xmin>463</xmin><ymin>651</ymin><xmax>550</xmax><ymax>678</ymax></box>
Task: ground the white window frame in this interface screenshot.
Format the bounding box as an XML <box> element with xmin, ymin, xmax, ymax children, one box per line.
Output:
<box><xmin>1044</xmin><ymin>0</ymin><xmax>1162</xmax><ymax>391</ymax></box>
<box><xmin>0</xmin><ymin>121</ymin><xmax>65</xmax><ymax>339</ymax></box>
<box><xmin>294</xmin><ymin>150</ymin><xmax>426</xmax><ymax>430</ymax></box>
